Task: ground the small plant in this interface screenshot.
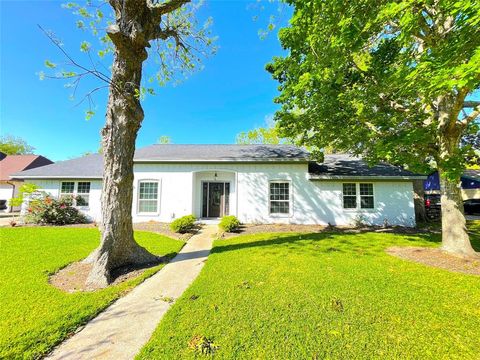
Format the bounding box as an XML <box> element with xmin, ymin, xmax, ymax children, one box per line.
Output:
<box><xmin>236</xmin><ymin>280</ymin><xmax>251</xmax><ymax>289</ymax></box>
<box><xmin>25</xmin><ymin>194</ymin><xmax>88</xmax><ymax>225</ymax></box>
<box><xmin>330</xmin><ymin>297</ymin><xmax>344</xmax><ymax>312</ymax></box>
<box><xmin>383</xmin><ymin>218</ymin><xmax>390</xmax><ymax>228</ymax></box>
<box><xmin>352</xmin><ymin>214</ymin><xmax>368</xmax><ymax>228</ymax></box>
<box><xmin>170</xmin><ymin>214</ymin><xmax>196</xmax><ymax>233</ymax></box>
<box><xmin>157</xmin><ymin>295</ymin><xmax>174</xmax><ymax>303</ymax></box>
<box><xmin>188</xmin><ymin>335</ymin><xmax>219</xmax><ymax>355</ymax></box>
<box><xmin>219</xmin><ymin>215</ymin><xmax>240</xmax><ymax>232</ymax></box>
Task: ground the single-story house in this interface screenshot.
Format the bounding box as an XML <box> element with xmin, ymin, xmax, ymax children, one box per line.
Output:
<box><xmin>424</xmin><ymin>170</ymin><xmax>480</xmax><ymax>200</ymax></box>
<box><xmin>0</xmin><ymin>152</ymin><xmax>53</xmax><ymax>212</ymax></box>
<box><xmin>12</xmin><ymin>144</ymin><xmax>425</xmax><ymax>226</ymax></box>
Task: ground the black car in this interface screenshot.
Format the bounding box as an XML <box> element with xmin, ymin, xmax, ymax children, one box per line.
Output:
<box><xmin>464</xmin><ymin>199</ymin><xmax>480</xmax><ymax>215</ymax></box>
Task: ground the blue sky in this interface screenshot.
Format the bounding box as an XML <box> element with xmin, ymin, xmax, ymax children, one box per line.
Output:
<box><xmin>0</xmin><ymin>1</ymin><xmax>288</xmax><ymax>161</ymax></box>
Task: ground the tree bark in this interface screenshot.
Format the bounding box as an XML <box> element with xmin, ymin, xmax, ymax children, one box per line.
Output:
<box><xmin>438</xmin><ymin>168</ymin><xmax>476</xmax><ymax>257</ymax></box>
<box><xmin>86</xmin><ymin>43</ymin><xmax>158</xmax><ymax>288</ymax></box>
<box><xmin>437</xmin><ymin>106</ymin><xmax>477</xmax><ymax>258</ymax></box>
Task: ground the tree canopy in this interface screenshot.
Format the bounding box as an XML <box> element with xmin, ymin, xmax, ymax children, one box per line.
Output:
<box><xmin>0</xmin><ymin>135</ymin><xmax>35</xmax><ymax>155</ymax></box>
<box><xmin>268</xmin><ymin>0</ymin><xmax>479</xmax><ymax>178</ymax></box>
<box><xmin>236</xmin><ymin>123</ymin><xmax>292</xmax><ymax>145</ymax></box>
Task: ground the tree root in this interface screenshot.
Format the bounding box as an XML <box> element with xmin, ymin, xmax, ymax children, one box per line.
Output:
<box><xmin>85</xmin><ymin>243</ymin><xmax>160</xmax><ymax>289</ymax></box>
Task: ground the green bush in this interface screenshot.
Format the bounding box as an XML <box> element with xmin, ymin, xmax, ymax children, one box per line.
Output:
<box><xmin>25</xmin><ymin>195</ymin><xmax>88</xmax><ymax>225</ymax></box>
<box><xmin>170</xmin><ymin>215</ymin><xmax>196</xmax><ymax>233</ymax></box>
<box><xmin>219</xmin><ymin>215</ymin><xmax>240</xmax><ymax>232</ymax></box>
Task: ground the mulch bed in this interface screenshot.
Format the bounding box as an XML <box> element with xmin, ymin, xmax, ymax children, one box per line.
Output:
<box><xmin>133</xmin><ymin>222</ymin><xmax>198</xmax><ymax>240</ymax></box>
<box><xmin>219</xmin><ymin>223</ymin><xmax>426</xmax><ymax>239</ymax></box>
<box><xmin>50</xmin><ymin>259</ymin><xmax>165</xmax><ymax>292</ymax></box>
<box><xmin>12</xmin><ymin>221</ymin><xmax>197</xmax><ymax>241</ymax></box>
<box><xmin>386</xmin><ymin>246</ymin><xmax>480</xmax><ymax>276</ymax></box>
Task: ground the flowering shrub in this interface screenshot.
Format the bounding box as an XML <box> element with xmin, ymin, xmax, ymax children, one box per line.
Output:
<box><xmin>25</xmin><ymin>195</ymin><xmax>88</xmax><ymax>225</ymax></box>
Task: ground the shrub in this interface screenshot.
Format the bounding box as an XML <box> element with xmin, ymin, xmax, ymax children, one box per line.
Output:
<box><xmin>219</xmin><ymin>215</ymin><xmax>240</xmax><ymax>232</ymax></box>
<box><xmin>25</xmin><ymin>195</ymin><xmax>88</xmax><ymax>225</ymax></box>
<box><xmin>170</xmin><ymin>215</ymin><xmax>196</xmax><ymax>233</ymax></box>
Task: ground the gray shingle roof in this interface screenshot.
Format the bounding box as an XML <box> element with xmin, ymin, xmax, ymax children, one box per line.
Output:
<box><xmin>12</xmin><ymin>146</ymin><xmax>425</xmax><ymax>180</ymax></box>
<box><xmin>134</xmin><ymin>144</ymin><xmax>309</xmax><ymax>161</ymax></box>
<box><xmin>12</xmin><ymin>145</ymin><xmax>309</xmax><ymax>179</ymax></box>
<box><xmin>12</xmin><ymin>153</ymin><xmax>104</xmax><ymax>179</ymax></box>
<box><xmin>309</xmin><ymin>154</ymin><xmax>425</xmax><ymax>179</ymax></box>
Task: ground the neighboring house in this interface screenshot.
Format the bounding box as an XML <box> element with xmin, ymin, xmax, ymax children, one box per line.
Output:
<box><xmin>424</xmin><ymin>170</ymin><xmax>480</xmax><ymax>200</ymax></box>
<box><xmin>12</xmin><ymin>144</ymin><xmax>425</xmax><ymax>226</ymax></box>
<box><xmin>0</xmin><ymin>152</ymin><xmax>53</xmax><ymax>212</ymax></box>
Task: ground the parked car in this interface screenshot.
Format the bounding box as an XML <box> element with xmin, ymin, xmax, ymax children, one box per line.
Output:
<box><xmin>464</xmin><ymin>199</ymin><xmax>480</xmax><ymax>215</ymax></box>
<box><xmin>425</xmin><ymin>194</ymin><xmax>441</xmax><ymax>220</ymax></box>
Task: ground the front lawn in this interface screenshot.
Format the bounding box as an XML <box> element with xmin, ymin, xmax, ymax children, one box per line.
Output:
<box><xmin>139</xmin><ymin>225</ymin><xmax>480</xmax><ymax>359</ymax></box>
<box><xmin>0</xmin><ymin>227</ymin><xmax>184</xmax><ymax>359</ymax></box>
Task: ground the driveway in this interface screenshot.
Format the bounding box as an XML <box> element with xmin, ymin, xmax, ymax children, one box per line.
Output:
<box><xmin>0</xmin><ymin>215</ymin><xmax>17</xmax><ymax>227</ymax></box>
<box><xmin>466</xmin><ymin>215</ymin><xmax>480</xmax><ymax>221</ymax></box>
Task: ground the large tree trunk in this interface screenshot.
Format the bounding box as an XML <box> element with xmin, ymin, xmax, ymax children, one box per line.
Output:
<box><xmin>437</xmin><ymin>108</ymin><xmax>477</xmax><ymax>258</ymax></box>
<box><xmin>86</xmin><ymin>46</ymin><xmax>158</xmax><ymax>288</ymax></box>
<box><xmin>438</xmin><ymin>169</ymin><xmax>476</xmax><ymax>257</ymax></box>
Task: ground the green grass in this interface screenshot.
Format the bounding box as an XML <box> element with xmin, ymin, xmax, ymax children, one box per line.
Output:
<box><xmin>0</xmin><ymin>227</ymin><xmax>184</xmax><ymax>359</ymax></box>
<box><xmin>139</xmin><ymin>223</ymin><xmax>480</xmax><ymax>359</ymax></box>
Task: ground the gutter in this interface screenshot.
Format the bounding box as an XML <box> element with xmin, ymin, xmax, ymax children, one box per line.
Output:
<box><xmin>10</xmin><ymin>175</ymin><xmax>103</xmax><ymax>180</ymax></box>
<box><xmin>308</xmin><ymin>174</ymin><xmax>428</xmax><ymax>181</ymax></box>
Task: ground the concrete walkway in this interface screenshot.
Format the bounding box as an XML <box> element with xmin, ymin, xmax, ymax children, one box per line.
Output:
<box><xmin>47</xmin><ymin>225</ymin><xmax>218</xmax><ymax>360</ymax></box>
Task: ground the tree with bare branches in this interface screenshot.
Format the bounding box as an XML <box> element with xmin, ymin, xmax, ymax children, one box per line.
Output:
<box><xmin>42</xmin><ymin>0</ymin><xmax>215</xmax><ymax>288</ymax></box>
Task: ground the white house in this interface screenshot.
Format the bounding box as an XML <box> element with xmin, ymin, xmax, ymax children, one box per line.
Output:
<box><xmin>12</xmin><ymin>144</ymin><xmax>425</xmax><ymax>226</ymax></box>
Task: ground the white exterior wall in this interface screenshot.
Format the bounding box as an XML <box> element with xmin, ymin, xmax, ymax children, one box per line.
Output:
<box><xmin>28</xmin><ymin>162</ymin><xmax>416</xmax><ymax>226</ymax></box>
<box><xmin>0</xmin><ymin>183</ymin><xmax>20</xmax><ymax>212</ymax></box>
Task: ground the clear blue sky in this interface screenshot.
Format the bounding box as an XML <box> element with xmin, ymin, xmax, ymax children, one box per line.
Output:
<box><xmin>0</xmin><ymin>1</ymin><xmax>288</xmax><ymax>161</ymax></box>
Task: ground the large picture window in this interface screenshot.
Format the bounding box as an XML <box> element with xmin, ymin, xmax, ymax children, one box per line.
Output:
<box><xmin>269</xmin><ymin>181</ymin><xmax>291</xmax><ymax>215</ymax></box>
<box><xmin>60</xmin><ymin>181</ymin><xmax>91</xmax><ymax>207</ymax></box>
<box><xmin>342</xmin><ymin>183</ymin><xmax>374</xmax><ymax>210</ymax></box>
<box><xmin>138</xmin><ymin>181</ymin><xmax>159</xmax><ymax>214</ymax></box>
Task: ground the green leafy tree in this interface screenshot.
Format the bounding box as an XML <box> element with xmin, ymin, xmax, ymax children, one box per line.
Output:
<box><xmin>236</xmin><ymin>123</ymin><xmax>292</xmax><ymax>145</ymax></box>
<box><xmin>268</xmin><ymin>0</ymin><xmax>480</xmax><ymax>257</ymax></box>
<box><xmin>157</xmin><ymin>135</ymin><xmax>172</xmax><ymax>144</ymax></box>
<box><xmin>0</xmin><ymin>135</ymin><xmax>35</xmax><ymax>155</ymax></box>
<box><xmin>43</xmin><ymin>0</ymin><xmax>215</xmax><ymax>287</ymax></box>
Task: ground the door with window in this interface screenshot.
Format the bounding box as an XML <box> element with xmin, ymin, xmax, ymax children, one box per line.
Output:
<box><xmin>202</xmin><ymin>182</ymin><xmax>230</xmax><ymax>218</ymax></box>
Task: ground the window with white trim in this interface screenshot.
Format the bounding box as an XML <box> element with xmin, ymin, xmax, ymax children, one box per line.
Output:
<box><xmin>342</xmin><ymin>183</ymin><xmax>374</xmax><ymax>209</ymax></box>
<box><xmin>60</xmin><ymin>181</ymin><xmax>91</xmax><ymax>207</ymax></box>
<box><xmin>60</xmin><ymin>181</ymin><xmax>75</xmax><ymax>197</ymax></box>
<box><xmin>269</xmin><ymin>181</ymin><xmax>290</xmax><ymax>215</ymax></box>
<box><xmin>76</xmin><ymin>182</ymin><xmax>91</xmax><ymax>206</ymax></box>
<box><xmin>138</xmin><ymin>181</ymin><xmax>159</xmax><ymax>213</ymax></box>
<box><xmin>342</xmin><ymin>183</ymin><xmax>357</xmax><ymax>209</ymax></box>
<box><xmin>359</xmin><ymin>183</ymin><xmax>374</xmax><ymax>209</ymax></box>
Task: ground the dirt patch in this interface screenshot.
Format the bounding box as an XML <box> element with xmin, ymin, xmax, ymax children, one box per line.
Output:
<box><xmin>219</xmin><ymin>223</ymin><xmax>427</xmax><ymax>239</ymax></box>
<box><xmin>50</xmin><ymin>259</ymin><xmax>165</xmax><ymax>292</ymax></box>
<box><xmin>386</xmin><ymin>246</ymin><xmax>480</xmax><ymax>276</ymax></box>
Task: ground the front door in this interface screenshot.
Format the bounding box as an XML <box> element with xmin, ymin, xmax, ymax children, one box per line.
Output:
<box><xmin>202</xmin><ymin>182</ymin><xmax>230</xmax><ymax>218</ymax></box>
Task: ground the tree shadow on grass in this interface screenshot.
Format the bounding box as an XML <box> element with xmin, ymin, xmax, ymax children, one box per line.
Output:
<box><xmin>211</xmin><ymin>231</ymin><xmax>441</xmax><ymax>257</ymax></box>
